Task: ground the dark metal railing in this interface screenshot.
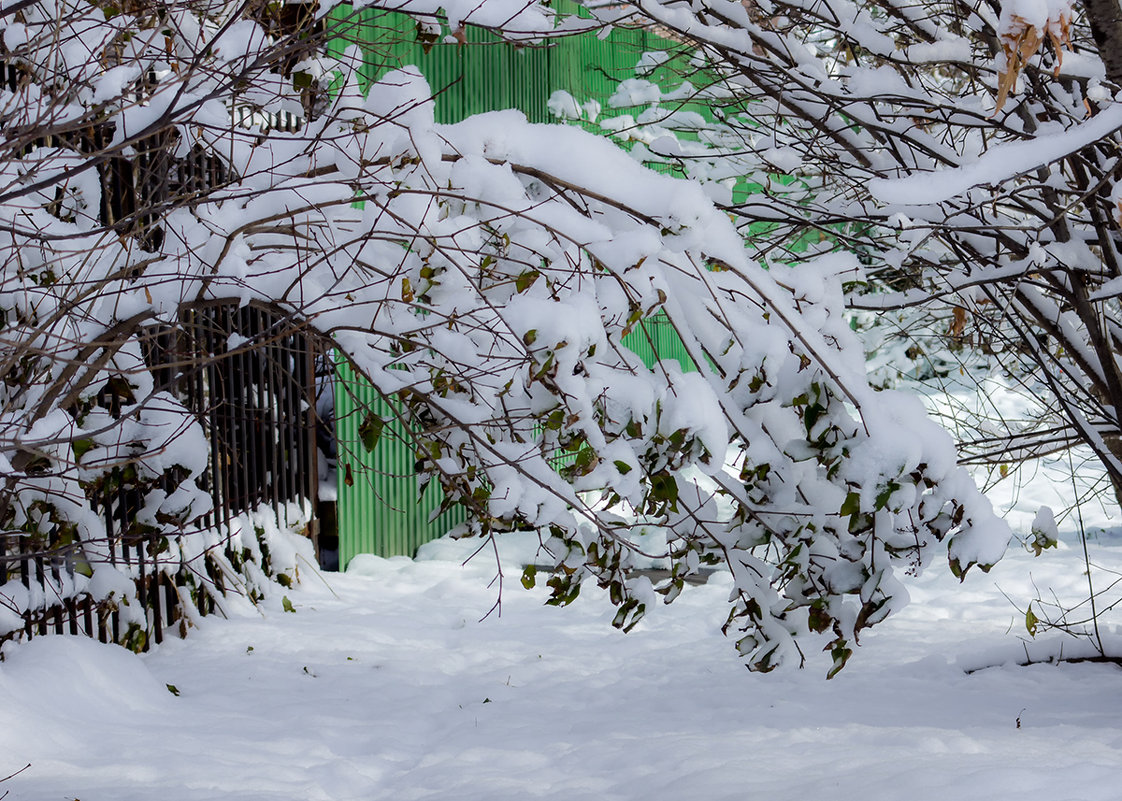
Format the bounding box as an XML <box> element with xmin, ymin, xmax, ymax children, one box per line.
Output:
<box><xmin>1</xmin><ymin>301</ymin><xmax>322</xmax><ymax>651</ymax></box>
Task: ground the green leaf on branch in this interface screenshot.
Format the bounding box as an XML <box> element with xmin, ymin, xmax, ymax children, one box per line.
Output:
<box><xmin>521</xmin><ymin>564</ymin><xmax>537</xmax><ymax>589</ymax></box>
<box><xmin>827</xmin><ymin>640</ymin><xmax>853</xmax><ymax>679</ymax></box>
<box><xmin>840</xmin><ymin>492</ymin><xmax>861</xmax><ymax>518</ymax></box>
<box><xmin>545</xmin><ymin>573</ymin><xmax>581</xmax><ymax>606</ymax></box>
<box><xmin>515</xmin><ymin>269</ymin><xmax>540</xmax><ymax>293</ymax></box>
<box><xmin>803</xmin><ymin>401</ymin><xmax>826</xmax><ymax>432</ymax></box>
<box><xmin>875</xmin><ymin>481</ymin><xmax>900</xmax><ymax>511</ymax></box>
<box><xmin>72</xmin><ymin>438</ymin><xmax>95</xmax><ymax>461</ymax></box>
<box><xmin>359</xmin><ymin>412</ymin><xmax>384</xmax><ymax>452</ymax></box>
<box><xmin>807</xmin><ymin>602</ymin><xmax>831</xmax><ymax>634</ymax></box>
<box><xmin>611</xmin><ymin>598</ymin><xmax>646</xmax><ymax>632</ymax></box>
<box><xmin>651</xmin><ymin>473</ymin><xmax>679</xmax><ymax>508</ymax></box>
<box><xmin>621</xmin><ymin>304</ymin><xmax>643</xmax><ymax>337</ymax></box>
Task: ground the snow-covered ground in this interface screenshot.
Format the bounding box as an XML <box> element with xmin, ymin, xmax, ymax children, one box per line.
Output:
<box><xmin>4</xmin><ymin>519</ymin><xmax>1122</xmax><ymax>800</ymax></box>
<box><xmin>4</xmin><ymin>376</ymin><xmax>1122</xmax><ymax>801</ymax></box>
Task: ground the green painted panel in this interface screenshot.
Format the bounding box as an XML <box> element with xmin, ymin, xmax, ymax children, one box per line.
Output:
<box><xmin>326</xmin><ymin>2</ymin><xmax>718</xmax><ymax>128</ymax></box>
<box><xmin>620</xmin><ymin>311</ymin><xmax>696</xmax><ymax>372</ymax></box>
<box><xmin>328</xmin><ymin>6</ymin><xmax>713</xmax><ymax>563</ymax></box>
<box><xmin>334</xmin><ymin>359</ymin><xmax>465</xmax><ymax>565</ymax></box>
<box><xmin>328</xmin><ymin>5</ymin><xmax>558</xmax><ymax>123</ymax></box>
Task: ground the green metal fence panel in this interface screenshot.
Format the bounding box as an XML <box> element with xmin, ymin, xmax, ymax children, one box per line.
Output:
<box><xmin>328</xmin><ymin>3</ymin><xmax>714</xmax><ymax>125</ymax></box>
<box><xmin>329</xmin><ymin>6</ymin><xmax>557</xmax><ymax>123</ymax></box>
<box><xmin>329</xmin><ymin>6</ymin><xmax>709</xmax><ymax>564</ymax></box>
<box><xmin>620</xmin><ymin>311</ymin><xmax>696</xmax><ymax>371</ymax></box>
<box><xmin>334</xmin><ymin>359</ymin><xmax>466</xmax><ymax>564</ymax></box>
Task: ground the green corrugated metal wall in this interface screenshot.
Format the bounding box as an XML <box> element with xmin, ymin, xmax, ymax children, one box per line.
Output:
<box><xmin>620</xmin><ymin>312</ymin><xmax>695</xmax><ymax>372</ymax></box>
<box><xmin>335</xmin><ymin>360</ymin><xmax>465</xmax><ymax>561</ymax></box>
<box><xmin>332</xmin><ymin>6</ymin><xmax>701</xmax><ymax>566</ymax></box>
<box><xmin>328</xmin><ymin>4</ymin><xmax>679</xmax><ymax>125</ymax></box>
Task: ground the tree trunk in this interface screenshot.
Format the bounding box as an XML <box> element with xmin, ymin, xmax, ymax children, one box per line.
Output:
<box><xmin>1086</xmin><ymin>0</ymin><xmax>1122</xmax><ymax>85</ymax></box>
<box><xmin>1084</xmin><ymin>0</ymin><xmax>1122</xmax><ymax>502</ymax></box>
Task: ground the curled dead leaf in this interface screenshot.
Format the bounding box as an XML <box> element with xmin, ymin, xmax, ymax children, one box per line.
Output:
<box><xmin>994</xmin><ymin>11</ymin><xmax>1071</xmax><ymax>115</ymax></box>
<box><xmin>950</xmin><ymin>305</ymin><xmax>968</xmax><ymax>341</ymax></box>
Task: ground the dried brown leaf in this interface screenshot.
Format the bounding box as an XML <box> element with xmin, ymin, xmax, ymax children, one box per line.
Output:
<box><xmin>993</xmin><ymin>11</ymin><xmax>1071</xmax><ymax>114</ymax></box>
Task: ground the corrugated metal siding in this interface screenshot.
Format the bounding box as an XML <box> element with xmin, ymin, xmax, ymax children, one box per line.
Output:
<box><xmin>333</xmin><ymin>7</ymin><xmax>558</xmax><ymax>123</ymax></box>
<box><xmin>335</xmin><ymin>359</ymin><xmax>466</xmax><ymax>562</ymax></box>
<box><xmin>621</xmin><ymin>311</ymin><xmax>696</xmax><ymax>371</ymax></box>
<box><xmin>330</xmin><ymin>3</ymin><xmax>705</xmax><ymax>127</ymax></box>
<box><xmin>331</xmin><ymin>5</ymin><xmax>705</xmax><ymax>564</ymax></box>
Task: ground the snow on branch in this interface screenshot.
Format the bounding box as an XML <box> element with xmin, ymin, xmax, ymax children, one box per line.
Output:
<box><xmin>0</xmin><ymin>0</ymin><xmax>1011</xmax><ymax>674</ymax></box>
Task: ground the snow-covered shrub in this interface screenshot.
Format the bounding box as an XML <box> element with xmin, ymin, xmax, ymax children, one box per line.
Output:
<box><xmin>0</xmin><ymin>0</ymin><xmax>1009</xmax><ymax>672</ymax></box>
<box><xmin>581</xmin><ymin>0</ymin><xmax>1122</xmax><ymax>506</ymax></box>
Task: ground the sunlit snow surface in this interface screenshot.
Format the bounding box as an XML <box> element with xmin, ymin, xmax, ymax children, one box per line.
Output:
<box><xmin>4</xmin><ymin>392</ymin><xmax>1122</xmax><ymax>799</ymax></box>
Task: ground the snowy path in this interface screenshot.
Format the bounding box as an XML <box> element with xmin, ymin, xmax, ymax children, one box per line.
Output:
<box><xmin>3</xmin><ymin>539</ymin><xmax>1122</xmax><ymax>801</ymax></box>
